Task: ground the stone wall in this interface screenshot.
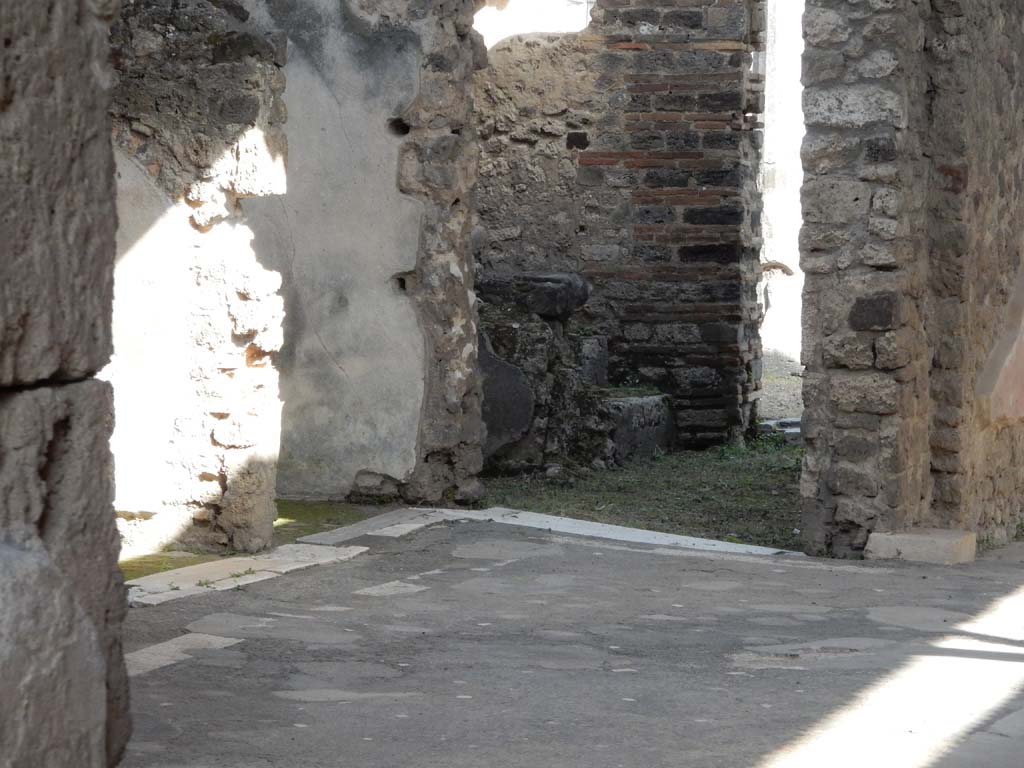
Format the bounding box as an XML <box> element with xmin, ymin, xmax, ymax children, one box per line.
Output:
<box><xmin>475</xmin><ymin>34</ymin><xmax>601</xmax><ymax>275</ymax></box>
<box><xmin>474</xmin><ymin>0</ymin><xmax>766</xmax><ymax>448</ymax></box>
<box><xmin>109</xmin><ymin>0</ymin><xmax>288</xmax><ymax>554</ymax></box>
<box><xmin>800</xmin><ymin>0</ymin><xmax>1024</xmax><ymax>556</ymax></box>
<box><xmin>926</xmin><ymin>0</ymin><xmax>1024</xmax><ymax>548</ymax></box>
<box><xmin>477</xmin><ymin>274</ymin><xmax>609</xmax><ymax>471</ymax></box>
<box><xmin>799</xmin><ymin>0</ymin><xmax>932</xmax><ymax>556</ymax></box>
<box><xmin>245</xmin><ymin>0</ymin><xmax>485</xmax><ymax>505</ymax></box>
<box><xmin>0</xmin><ymin>0</ymin><xmax>129</xmax><ymax>764</ymax></box>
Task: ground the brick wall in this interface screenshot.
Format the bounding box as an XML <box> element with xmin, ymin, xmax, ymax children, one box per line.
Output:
<box><xmin>475</xmin><ymin>0</ymin><xmax>766</xmax><ymax>447</ymax></box>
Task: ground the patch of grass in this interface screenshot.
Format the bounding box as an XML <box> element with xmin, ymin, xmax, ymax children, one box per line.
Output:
<box><xmin>483</xmin><ymin>436</ymin><xmax>804</xmax><ymax>551</ymax></box>
<box><xmin>119</xmin><ymin>552</ymin><xmax>222</xmax><ymax>583</ymax></box>
<box><xmin>120</xmin><ymin>500</ymin><xmax>393</xmax><ymax>581</ymax></box>
<box><xmin>272</xmin><ymin>499</ymin><xmax>393</xmax><ymax>546</ymax></box>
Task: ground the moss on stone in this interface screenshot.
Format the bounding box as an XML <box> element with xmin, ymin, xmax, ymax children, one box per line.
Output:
<box><xmin>119</xmin><ymin>552</ymin><xmax>222</xmax><ymax>583</ymax></box>
<box><xmin>272</xmin><ymin>500</ymin><xmax>383</xmax><ymax>546</ymax></box>
<box><xmin>120</xmin><ymin>500</ymin><xmax>391</xmax><ymax>581</ymax></box>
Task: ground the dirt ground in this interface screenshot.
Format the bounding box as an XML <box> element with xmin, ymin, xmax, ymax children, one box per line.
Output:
<box><xmin>758</xmin><ymin>348</ymin><xmax>803</xmax><ymax>421</ymax></box>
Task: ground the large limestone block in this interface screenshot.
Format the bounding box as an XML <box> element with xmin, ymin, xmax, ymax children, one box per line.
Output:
<box><xmin>865</xmin><ymin>529</ymin><xmax>977</xmax><ymax>565</ymax></box>
<box><xmin>0</xmin><ymin>545</ymin><xmax>107</xmax><ymax>768</ymax></box>
<box><xmin>0</xmin><ymin>381</ymin><xmax>129</xmax><ymax>762</ymax></box>
<box><xmin>0</xmin><ymin>0</ymin><xmax>117</xmax><ymax>384</ymax></box>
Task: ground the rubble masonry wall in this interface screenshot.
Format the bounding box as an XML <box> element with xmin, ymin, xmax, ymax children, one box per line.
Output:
<box><xmin>474</xmin><ymin>0</ymin><xmax>766</xmax><ymax>448</ymax></box>
<box><xmin>801</xmin><ymin>0</ymin><xmax>1024</xmax><ymax>554</ymax></box>
<box><xmin>109</xmin><ymin>0</ymin><xmax>288</xmax><ymax>554</ymax></box>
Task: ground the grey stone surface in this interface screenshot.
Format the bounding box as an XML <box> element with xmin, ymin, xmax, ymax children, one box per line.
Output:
<box><xmin>1</xmin><ymin>0</ymin><xmax>129</xmax><ymax>764</ymax></box>
<box><xmin>480</xmin><ymin>335</ymin><xmax>535</xmax><ymax>459</ymax></box>
<box><xmin>0</xmin><ymin>383</ymin><xmax>131</xmax><ymax>762</ymax></box>
<box><xmin>758</xmin><ymin>349</ymin><xmax>803</xmax><ymax>422</ymax></box>
<box><xmin>122</xmin><ymin>519</ymin><xmax>1024</xmax><ymax>767</ymax></box>
<box><xmin>800</xmin><ymin>0</ymin><xmax>932</xmax><ymax>557</ymax></box>
<box><xmin>577</xmin><ymin>336</ymin><xmax>609</xmax><ymax>387</ymax></box>
<box><xmin>0</xmin><ymin>545</ymin><xmax>107</xmax><ymax>767</ymax></box>
<box><xmin>0</xmin><ymin>0</ymin><xmax>117</xmax><ymax>386</ymax></box>
<box><xmin>865</xmin><ymin>529</ymin><xmax>977</xmax><ymax>565</ymax></box>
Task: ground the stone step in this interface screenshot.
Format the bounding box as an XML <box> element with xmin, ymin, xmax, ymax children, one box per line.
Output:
<box><xmin>759</xmin><ymin>417</ymin><xmax>802</xmax><ymax>444</ymax></box>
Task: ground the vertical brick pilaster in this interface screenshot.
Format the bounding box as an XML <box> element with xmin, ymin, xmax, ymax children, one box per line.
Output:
<box><xmin>579</xmin><ymin>0</ymin><xmax>766</xmax><ymax>446</ymax></box>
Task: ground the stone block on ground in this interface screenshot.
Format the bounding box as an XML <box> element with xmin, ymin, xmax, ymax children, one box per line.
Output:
<box><xmin>605</xmin><ymin>395</ymin><xmax>675</xmax><ymax>464</ymax></box>
<box><xmin>865</xmin><ymin>529</ymin><xmax>977</xmax><ymax>565</ymax></box>
<box><xmin>0</xmin><ymin>545</ymin><xmax>107</xmax><ymax>767</ymax></box>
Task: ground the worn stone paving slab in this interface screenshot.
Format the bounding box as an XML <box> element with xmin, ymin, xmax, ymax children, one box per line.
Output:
<box><xmin>296</xmin><ymin>508</ymin><xmax>450</xmax><ymax>546</ymax></box>
<box><xmin>127</xmin><ymin>545</ymin><xmax>368</xmax><ymax>606</ymax></box>
<box><xmin>122</xmin><ymin>521</ymin><xmax>1024</xmax><ymax>768</ymax></box>
<box><xmin>126</xmin><ymin>633</ymin><xmax>242</xmax><ymax>677</ymax></box>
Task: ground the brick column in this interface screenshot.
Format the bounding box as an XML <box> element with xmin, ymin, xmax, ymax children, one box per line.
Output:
<box><xmin>577</xmin><ymin>0</ymin><xmax>766</xmax><ymax>447</ymax></box>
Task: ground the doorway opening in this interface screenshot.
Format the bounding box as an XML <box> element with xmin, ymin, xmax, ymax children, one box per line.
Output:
<box><xmin>757</xmin><ymin>0</ymin><xmax>806</xmax><ymax>430</ymax></box>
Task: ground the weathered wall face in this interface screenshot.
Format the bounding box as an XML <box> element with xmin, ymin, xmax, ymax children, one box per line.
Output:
<box><xmin>474</xmin><ymin>0</ymin><xmax>766</xmax><ymax>448</ymax></box>
<box><xmin>246</xmin><ymin>0</ymin><xmax>485</xmax><ymax>504</ymax></box>
<box><xmin>927</xmin><ymin>0</ymin><xmax>1024</xmax><ymax>548</ymax></box>
<box><xmin>800</xmin><ymin>0</ymin><xmax>1024</xmax><ymax>556</ymax></box>
<box><xmin>799</xmin><ymin>0</ymin><xmax>932</xmax><ymax>556</ymax></box>
<box><xmin>109</xmin><ymin>0</ymin><xmax>288</xmax><ymax>554</ymax></box>
<box><xmin>475</xmin><ymin>34</ymin><xmax>602</xmax><ymax>275</ymax></box>
<box><xmin>0</xmin><ymin>0</ymin><xmax>129</xmax><ymax>764</ymax></box>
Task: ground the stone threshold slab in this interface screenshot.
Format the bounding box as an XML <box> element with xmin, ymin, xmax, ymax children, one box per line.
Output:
<box><xmin>434</xmin><ymin>507</ymin><xmax>799</xmax><ymax>557</ymax></box>
<box><xmin>127</xmin><ymin>544</ymin><xmax>368</xmax><ymax>607</ymax></box>
<box><xmin>301</xmin><ymin>506</ymin><xmax>799</xmax><ymax>557</ymax></box>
